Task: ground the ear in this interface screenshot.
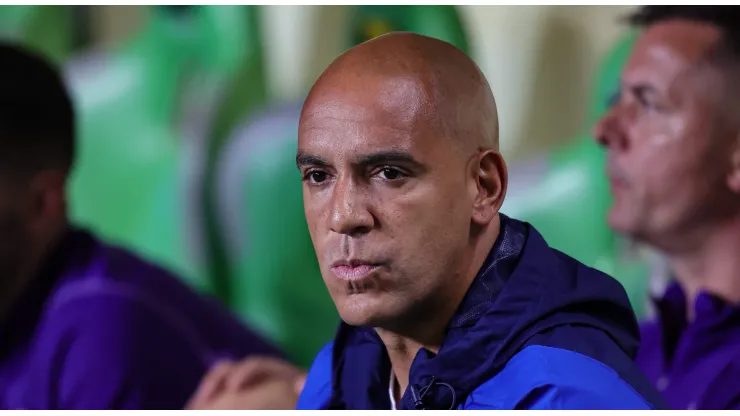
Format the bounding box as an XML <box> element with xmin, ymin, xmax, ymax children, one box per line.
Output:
<box><xmin>728</xmin><ymin>139</ymin><xmax>740</xmax><ymax>194</ymax></box>
<box><xmin>470</xmin><ymin>149</ymin><xmax>507</xmax><ymax>226</ymax></box>
<box><xmin>26</xmin><ymin>170</ymin><xmax>66</xmax><ymax>231</ymax></box>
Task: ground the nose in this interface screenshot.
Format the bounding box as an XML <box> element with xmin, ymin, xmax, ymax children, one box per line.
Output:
<box><xmin>328</xmin><ymin>175</ymin><xmax>374</xmax><ymax>237</ymax></box>
<box><xmin>592</xmin><ymin>106</ymin><xmax>628</xmax><ymax>151</ymax></box>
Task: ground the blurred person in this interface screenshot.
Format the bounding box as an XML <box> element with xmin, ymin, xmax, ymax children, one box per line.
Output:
<box><xmin>594</xmin><ymin>6</ymin><xmax>740</xmax><ymax>410</ymax></box>
<box><xmin>0</xmin><ymin>42</ymin><xmax>282</xmax><ymax>410</ymax></box>
<box><xmin>193</xmin><ymin>32</ymin><xmax>667</xmax><ymax>410</ymax></box>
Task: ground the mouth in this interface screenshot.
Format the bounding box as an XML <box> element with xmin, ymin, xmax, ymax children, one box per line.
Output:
<box><xmin>330</xmin><ymin>260</ymin><xmax>383</xmax><ymax>282</ymax></box>
<box><xmin>606</xmin><ymin>160</ymin><xmax>629</xmax><ymax>191</ymax></box>
<box><xmin>608</xmin><ymin>174</ymin><xmax>628</xmax><ymax>190</ymax></box>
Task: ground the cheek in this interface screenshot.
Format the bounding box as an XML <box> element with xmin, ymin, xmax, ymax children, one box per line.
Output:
<box><xmin>629</xmin><ymin>115</ymin><xmax>685</xmax><ymax>160</ymax></box>
<box><xmin>380</xmin><ymin>183</ymin><xmax>471</xmax><ymax>267</ymax></box>
<box><xmin>627</xmin><ymin>140</ymin><xmax>713</xmax><ymax>229</ymax></box>
<box><xmin>302</xmin><ymin>188</ymin><xmax>326</xmax><ymax>235</ymax></box>
<box><xmin>383</xmin><ymin>179</ymin><xmax>469</xmax><ymax>227</ymax></box>
<box><xmin>626</xmin><ymin>116</ymin><xmax>697</xmax><ymax>188</ymax></box>
<box><xmin>644</xmin><ymin>114</ymin><xmax>688</xmax><ymax>147</ymax></box>
<box><xmin>634</xmin><ymin>147</ymin><xmax>691</xmax><ymax>209</ymax></box>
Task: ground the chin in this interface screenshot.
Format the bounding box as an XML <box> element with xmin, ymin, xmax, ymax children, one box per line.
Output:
<box><xmin>609</xmin><ymin>209</ymin><xmax>658</xmax><ymax>248</ymax></box>
<box><xmin>608</xmin><ymin>205</ymin><xmax>637</xmax><ymax>234</ymax></box>
<box><xmin>336</xmin><ymin>293</ymin><xmax>395</xmax><ymax>328</ymax></box>
<box><xmin>607</xmin><ymin>212</ymin><xmax>629</xmax><ymax>234</ymax></box>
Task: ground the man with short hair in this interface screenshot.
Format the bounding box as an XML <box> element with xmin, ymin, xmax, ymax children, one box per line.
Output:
<box><xmin>290</xmin><ymin>32</ymin><xmax>666</xmax><ymax>410</ymax></box>
<box><xmin>0</xmin><ymin>42</ymin><xmax>280</xmax><ymax>410</ymax></box>
<box><xmin>595</xmin><ymin>5</ymin><xmax>740</xmax><ymax>410</ymax></box>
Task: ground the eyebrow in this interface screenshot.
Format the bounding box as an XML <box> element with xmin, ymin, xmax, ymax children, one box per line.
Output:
<box><xmin>356</xmin><ymin>150</ymin><xmax>424</xmax><ymax>169</ymax></box>
<box><xmin>296</xmin><ymin>152</ymin><xmax>328</xmax><ymax>169</ymax></box>
<box><xmin>622</xmin><ymin>81</ymin><xmax>660</xmax><ymax>99</ymax></box>
<box><xmin>295</xmin><ymin>150</ymin><xmax>426</xmax><ymax>171</ymax></box>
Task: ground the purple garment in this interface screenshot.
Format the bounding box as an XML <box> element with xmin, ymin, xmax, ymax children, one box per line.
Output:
<box><xmin>0</xmin><ymin>228</ymin><xmax>281</xmax><ymax>410</ymax></box>
<box><xmin>636</xmin><ymin>282</ymin><xmax>740</xmax><ymax>410</ymax></box>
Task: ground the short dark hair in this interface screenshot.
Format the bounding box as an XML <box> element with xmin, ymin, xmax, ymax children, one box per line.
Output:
<box><xmin>0</xmin><ymin>42</ymin><xmax>75</xmax><ymax>176</ymax></box>
<box><xmin>627</xmin><ymin>6</ymin><xmax>740</xmax><ymax>58</ymax></box>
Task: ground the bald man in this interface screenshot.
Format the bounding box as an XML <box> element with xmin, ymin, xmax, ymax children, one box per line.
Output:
<box><xmin>190</xmin><ymin>32</ymin><xmax>667</xmax><ymax>410</ymax></box>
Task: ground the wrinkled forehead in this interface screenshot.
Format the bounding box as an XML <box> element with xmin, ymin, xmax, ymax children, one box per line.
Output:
<box><xmin>298</xmin><ymin>75</ymin><xmax>448</xmax><ymax>160</ymax></box>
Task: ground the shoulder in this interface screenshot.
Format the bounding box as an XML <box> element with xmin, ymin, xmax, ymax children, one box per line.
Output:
<box><xmin>51</xmin><ymin>238</ymin><xmax>277</xmax><ymax>356</ymax></box>
<box><xmin>42</xmin><ymin>237</ymin><xmax>280</xmax><ymax>361</ymax></box>
<box><xmin>297</xmin><ymin>342</ymin><xmax>334</xmax><ymax>410</ymax></box>
<box><xmin>37</xmin><ymin>277</ymin><xmax>212</xmax><ymax>357</ymax></box>
<box><xmin>465</xmin><ymin>345</ymin><xmax>654</xmax><ymax>410</ymax></box>
<box><xmin>28</xmin><ymin>278</ymin><xmax>215</xmax><ymax>409</ymax></box>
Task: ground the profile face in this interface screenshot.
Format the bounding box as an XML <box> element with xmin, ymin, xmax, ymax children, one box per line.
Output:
<box><xmin>297</xmin><ymin>74</ymin><xmax>476</xmax><ymax>328</ymax></box>
<box><xmin>594</xmin><ymin>20</ymin><xmax>736</xmax><ymax>247</ymax></box>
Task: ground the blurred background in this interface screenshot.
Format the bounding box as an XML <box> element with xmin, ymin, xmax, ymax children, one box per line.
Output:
<box><xmin>0</xmin><ymin>4</ymin><xmax>663</xmax><ymax>368</ymax></box>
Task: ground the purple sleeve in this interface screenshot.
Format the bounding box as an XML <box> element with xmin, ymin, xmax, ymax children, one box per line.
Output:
<box><xmin>27</xmin><ymin>295</ymin><xmax>216</xmax><ymax>410</ymax></box>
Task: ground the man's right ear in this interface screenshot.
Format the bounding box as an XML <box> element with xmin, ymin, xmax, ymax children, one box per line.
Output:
<box><xmin>470</xmin><ymin>149</ymin><xmax>507</xmax><ymax>226</ymax></box>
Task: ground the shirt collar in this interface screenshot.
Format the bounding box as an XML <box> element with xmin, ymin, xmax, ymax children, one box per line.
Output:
<box><xmin>654</xmin><ymin>281</ymin><xmax>740</xmax><ymax>326</ymax></box>
<box><xmin>652</xmin><ymin>280</ymin><xmax>740</xmax><ymax>361</ymax></box>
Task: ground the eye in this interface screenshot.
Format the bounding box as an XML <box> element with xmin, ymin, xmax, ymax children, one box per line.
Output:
<box><xmin>304</xmin><ymin>170</ymin><xmax>329</xmax><ymax>184</ymax></box>
<box><xmin>377</xmin><ymin>167</ymin><xmax>405</xmax><ymax>181</ymax></box>
<box><xmin>632</xmin><ymin>88</ymin><xmax>666</xmax><ymax>113</ymax></box>
<box><xmin>637</xmin><ymin>95</ymin><xmax>656</xmax><ymax>111</ymax></box>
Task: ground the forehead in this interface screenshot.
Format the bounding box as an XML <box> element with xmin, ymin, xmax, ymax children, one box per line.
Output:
<box><xmin>298</xmin><ymin>75</ymin><xmax>447</xmax><ymax>159</ymax></box>
<box><xmin>624</xmin><ymin>20</ymin><xmax>722</xmax><ymax>92</ymax></box>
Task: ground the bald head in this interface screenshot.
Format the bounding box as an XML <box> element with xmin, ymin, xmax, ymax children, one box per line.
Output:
<box><xmin>301</xmin><ymin>32</ymin><xmax>498</xmax><ymax>150</ymax></box>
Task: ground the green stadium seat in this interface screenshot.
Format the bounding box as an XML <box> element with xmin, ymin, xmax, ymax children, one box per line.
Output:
<box><xmin>0</xmin><ymin>5</ymin><xmax>75</xmax><ymax>63</ymax></box>
<box><xmin>347</xmin><ymin>5</ymin><xmax>469</xmax><ymax>54</ymax></box>
<box><xmin>64</xmin><ymin>7</ymin><xmax>210</xmax><ymax>293</ymax></box>
<box><xmin>216</xmin><ymin>103</ymin><xmax>332</xmax><ymax>368</ymax></box>
<box><xmin>182</xmin><ymin>6</ymin><xmax>269</xmax><ymax>300</ymax></box>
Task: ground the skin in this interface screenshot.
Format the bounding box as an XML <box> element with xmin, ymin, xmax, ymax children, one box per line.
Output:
<box><xmin>0</xmin><ymin>167</ymin><xmax>66</xmax><ymax>322</ymax></box>
<box><xmin>186</xmin><ymin>357</ymin><xmax>306</xmax><ymax>410</ymax></box>
<box><xmin>593</xmin><ymin>19</ymin><xmax>740</xmax><ymax>314</ymax></box>
<box><xmin>297</xmin><ymin>32</ymin><xmax>506</xmax><ymax>396</ymax></box>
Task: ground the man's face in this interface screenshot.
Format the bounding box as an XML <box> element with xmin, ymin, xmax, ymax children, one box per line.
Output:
<box><xmin>297</xmin><ymin>75</ymin><xmax>478</xmax><ymax>328</ymax></box>
<box><xmin>594</xmin><ymin>20</ymin><xmax>739</xmax><ymax>249</ymax></box>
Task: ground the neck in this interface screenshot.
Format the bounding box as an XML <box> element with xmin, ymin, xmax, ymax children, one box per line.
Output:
<box><xmin>0</xmin><ymin>224</ymin><xmax>66</xmax><ymax>324</ymax></box>
<box><xmin>0</xmin><ymin>257</ymin><xmax>39</xmax><ymax>325</ymax></box>
<box><xmin>377</xmin><ymin>215</ymin><xmax>501</xmax><ymax>397</ymax></box>
<box><xmin>667</xmin><ymin>215</ymin><xmax>740</xmax><ymax>320</ymax></box>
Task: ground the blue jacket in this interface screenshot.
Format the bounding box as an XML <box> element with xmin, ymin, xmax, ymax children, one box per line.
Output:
<box><xmin>297</xmin><ymin>215</ymin><xmax>668</xmax><ymax>410</ymax></box>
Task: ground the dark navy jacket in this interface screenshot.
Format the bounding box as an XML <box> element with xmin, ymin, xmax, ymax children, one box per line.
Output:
<box><xmin>297</xmin><ymin>215</ymin><xmax>668</xmax><ymax>410</ymax></box>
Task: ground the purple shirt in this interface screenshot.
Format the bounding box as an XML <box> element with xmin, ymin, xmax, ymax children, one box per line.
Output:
<box><xmin>636</xmin><ymin>282</ymin><xmax>740</xmax><ymax>410</ymax></box>
<box><xmin>0</xmin><ymin>228</ymin><xmax>281</xmax><ymax>410</ymax></box>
